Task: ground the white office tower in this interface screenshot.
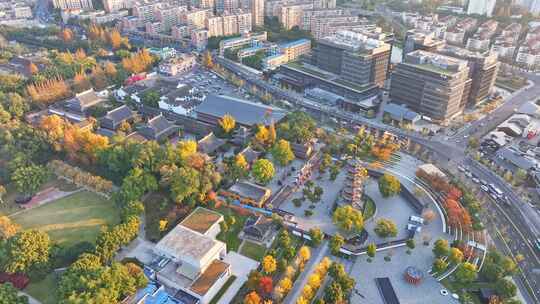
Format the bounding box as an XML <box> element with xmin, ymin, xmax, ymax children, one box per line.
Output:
<box><xmin>467</xmin><ymin>0</ymin><xmax>496</xmax><ymax>16</ymax></box>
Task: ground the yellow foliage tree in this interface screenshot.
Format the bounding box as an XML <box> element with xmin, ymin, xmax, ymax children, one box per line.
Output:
<box><xmin>262</xmin><ymin>255</ymin><xmax>277</xmax><ymax>274</ymax></box>
<box><xmin>27</xmin><ymin>77</ymin><xmax>71</xmax><ymax>105</ymax></box>
<box><xmin>254</xmin><ymin>125</ymin><xmax>270</xmax><ymax>147</ymax></box>
<box><xmin>28</xmin><ymin>62</ymin><xmax>39</xmax><ymax>75</ymax></box>
<box><xmin>109</xmin><ymin>29</ymin><xmax>123</xmax><ymax>49</ymax></box>
<box><xmin>299</xmin><ymin>246</ymin><xmax>311</xmax><ymax>265</ymax></box>
<box><xmin>278</xmin><ymin>277</ymin><xmax>292</xmax><ymax>293</ymax></box>
<box><xmin>219</xmin><ymin>114</ymin><xmax>236</xmax><ymax>134</ymax></box>
<box><xmin>73</xmin><ymin>71</ymin><xmax>91</xmax><ymax>93</ymax></box>
<box><xmin>159</xmin><ymin>219</ymin><xmax>168</xmax><ymax>231</ymax></box>
<box><xmin>104</xmin><ymin>61</ymin><xmax>117</xmax><ymax>77</ymax></box>
<box><xmin>177</xmin><ymin>140</ymin><xmax>197</xmax><ymax>160</ymax></box>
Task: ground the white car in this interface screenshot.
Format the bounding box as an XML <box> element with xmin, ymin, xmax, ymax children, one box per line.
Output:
<box><xmin>490</xmin><ymin>193</ymin><xmax>498</xmax><ymax>200</ymax></box>
<box><xmin>458</xmin><ymin>166</ymin><xmax>466</xmax><ymax>172</ymax></box>
<box><xmin>465</xmin><ymin>171</ymin><xmax>473</xmax><ymax>178</ymax></box>
<box><xmin>472</xmin><ymin>177</ymin><xmax>480</xmax><ymax>184</ymax></box>
<box><xmin>481</xmin><ymin>185</ymin><xmax>489</xmax><ymax>192</ymax></box>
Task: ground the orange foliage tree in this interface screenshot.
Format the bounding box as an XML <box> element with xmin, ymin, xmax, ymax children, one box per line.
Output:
<box><xmin>122</xmin><ymin>49</ymin><xmax>154</xmax><ymax>74</ymax></box>
<box><xmin>60</xmin><ymin>28</ymin><xmax>73</xmax><ymax>43</ymax></box>
<box><xmin>27</xmin><ymin>77</ymin><xmax>71</xmax><ymax>105</ymax></box>
<box><xmin>39</xmin><ymin>115</ymin><xmax>109</xmax><ymax>164</ymax></box>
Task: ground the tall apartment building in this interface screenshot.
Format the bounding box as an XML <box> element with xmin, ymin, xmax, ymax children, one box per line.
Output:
<box><xmin>235</xmin><ymin>10</ymin><xmax>252</xmax><ymax>33</ymax></box>
<box><xmin>216</xmin><ymin>0</ymin><xmax>238</xmax><ymax>13</ymax></box>
<box><xmin>180</xmin><ymin>9</ymin><xmax>209</xmax><ymax>29</ymax></box>
<box><xmin>313</xmin><ymin>30</ymin><xmax>391</xmax><ymax>87</ymax></box>
<box><xmin>390</xmin><ymin>50</ymin><xmax>472</xmax><ymax>122</ymax></box>
<box><xmin>103</xmin><ymin>0</ymin><xmax>131</xmax><ymax>12</ymax></box>
<box><xmin>313</xmin><ymin>0</ymin><xmax>336</xmax><ymax>9</ymax></box>
<box><xmin>251</xmin><ymin>0</ymin><xmax>264</xmax><ymax>27</ymax></box>
<box><xmin>436</xmin><ymin>45</ymin><xmax>499</xmax><ymax>107</ymax></box>
<box><xmin>466</xmin><ymin>20</ymin><xmax>498</xmax><ymax>52</ymax></box>
<box><xmin>207</xmin><ymin>16</ymin><xmax>224</xmax><ymax>37</ymax></box>
<box><xmin>279</xmin><ymin>3</ymin><xmax>313</xmax><ymax>30</ymax></box>
<box><xmin>53</xmin><ymin>0</ymin><xmax>93</xmax><ymax>10</ymax></box>
<box><xmin>155</xmin><ymin>6</ymin><xmax>180</xmax><ymax>32</ymax></box>
<box><xmin>280</xmin><ymin>38</ymin><xmax>311</xmax><ymax>61</ymax></box>
<box><xmin>133</xmin><ymin>3</ymin><xmax>156</xmax><ymax>22</ymax></box>
<box><xmin>467</xmin><ymin>0</ymin><xmax>496</xmax><ymax>17</ymax></box>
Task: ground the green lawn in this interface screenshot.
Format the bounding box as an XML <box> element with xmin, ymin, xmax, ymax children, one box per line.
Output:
<box><xmin>11</xmin><ymin>191</ymin><xmax>120</xmax><ymax>247</ymax></box>
<box><xmin>215</xmin><ymin>207</ymin><xmax>248</xmax><ymax>252</ymax></box>
<box><xmin>362</xmin><ymin>195</ymin><xmax>376</xmax><ymax>220</ymax></box>
<box><xmin>25</xmin><ymin>273</ymin><xmax>58</xmax><ymax>304</ymax></box>
<box><xmin>240</xmin><ymin>241</ymin><xmax>267</xmax><ymax>261</ymax></box>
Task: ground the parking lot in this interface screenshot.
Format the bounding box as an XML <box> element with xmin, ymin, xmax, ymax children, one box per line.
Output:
<box><xmin>173</xmin><ymin>66</ymin><xmax>255</xmax><ymax>101</ymax></box>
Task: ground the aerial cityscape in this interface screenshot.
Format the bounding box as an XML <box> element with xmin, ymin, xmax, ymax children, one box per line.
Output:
<box><xmin>0</xmin><ymin>0</ymin><xmax>540</xmax><ymax>303</ymax></box>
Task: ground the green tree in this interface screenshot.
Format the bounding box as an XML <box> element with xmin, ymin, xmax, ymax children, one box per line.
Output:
<box><xmin>165</xmin><ymin>166</ymin><xmax>200</xmax><ymax>204</ymax></box>
<box><xmin>251</xmin><ymin>159</ymin><xmax>275</xmax><ymax>184</ymax></box>
<box><xmin>495</xmin><ymin>278</ymin><xmax>517</xmax><ymax>299</ymax></box>
<box><xmin>141</xmin><ymin>89</ymin><xmax>160</xmax><ymax>108</ymax></box>
<box><xmin>432</xmin><ymin>239</ymin><xmax>450</xmax><ymax>257</ymax></box>
<box><xmin>319</xmin><ymin>153</ymin><xmax>332</xmax><ymax>173</ymax></box>
<box><xmin>515</xmin><ymin>169</ymin><xmax>528</xmax><ymax>185</ymax></box>
<box><xmin>367</xmin><ymin>243</ymin><xmax>376</xmax><ymax>258</ymax></box>
<box><xmin>277</xmin><ymin>111</ymin><xmax>316</xmax><ymax>144</ymax></box>
<box><xmin>330</xmin><ymin>233</ymin><xmax>344</xmax><ymax>255</ymax></box>
<box><xmin>333</xmin><ymin>205</ymin><xmax>364</xmax><ymax>233</ymax></box>
<box><xmin>0</xmin><ymin>283</ymin><xmax>29</xmax><ymax>304</ymax></box>
<box><xmin>11</xmin><ymin>164</ymin><xmax>49</xmax><ymax>196</ymax></box>
<box><xmin>432</xmin><ymin>258</ymin><xmax>448</xmax><ymax>273</ymax></box>
<box><xmin>374</xmin><ymin>218</ymin><xmax>398</xmax><ymax>238</ymax></box>
<box><xmin>271</xmin><ymin>139</ymin><xmax>295</xmax><ymax>167</ymax></box>
<box><xmin>2</xmin><ymin>230</ymin><xmax>51</xmax><ymax>274</ymax></box>
<box><xmin>324</xmin><ymin>281</ymin><xmax>344</xmax><ymax>303</ymax></box>
<box><xmin>378</xmin><ymin>173</ymin><xmax>401</xmax><ymax>197</ymax></box>
<box><xmin>278</xmin><ymin>229</ymin><xmax>291</xmax><ymax>248</ymax></box>
<box><xmin>309</xmin><ymin>228</ymin><xmax>323</xmax><ymax>247</ymax></box>
<box><xmin>454</xmin><ymin>262</ymin><xmax>477</xmax><ymax>284</ymax></box>
<box><xmin>406</xmin><ymin>239</ymin><xmax>415</xmax><ymax>249</ymax></box>
<box><xmin>57</xmin><ymin>253</ymin><xmax>147</xmax><ymax>303</ymax></box>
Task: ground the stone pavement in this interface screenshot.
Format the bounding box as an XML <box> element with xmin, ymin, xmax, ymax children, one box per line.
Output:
<box><xmin>218</xmin><ymin>252</ymin><xmax>259</xmax><ymax>304</ymax></box>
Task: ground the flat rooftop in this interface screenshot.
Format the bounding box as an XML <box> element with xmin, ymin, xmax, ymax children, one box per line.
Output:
<box><xmin>190</xmin><ymin>260</ymin><xmax>229</xmax><ymax>296</ymax></box>
<box><xmin>404</xmin><ymin>50</ymin><xmax>468</xmax><ymax>75</ymax></box>
<box><xmin>155</xmin><ymin>224</ymin><xmax>222</xmax><ymax>262</ymax></box>
<box><xmin>180</xmin><ymin>207</ymin><xmax>223</xmax><ymax>235</ymax></box>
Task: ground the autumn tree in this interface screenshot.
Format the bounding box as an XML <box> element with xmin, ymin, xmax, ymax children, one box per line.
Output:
<box><xmin>271</xmin><ymin>139</ymin><xmax>295</xmax><ymax>167</ymax></box>
<box><xmin>330</xmin><ymin>233</ymin><xmax>344</xmax><ymax>255</ymax></box>
<box><xmin>455</xmin><ymin>262</ymin><xmax>477</xmax><ymax>284</ymax></box>
<box><xmin>73</xmin><ymin>71</ymin><xmax>91</xmax><ymax>93</ymax></box>
<box><xmin>3</xmin><ymin>230</ymin><xmax>51</xmax><ymax>274</ymax></box>
<box><xmin>91</xmin><ymin>65</ymin><xmax>108</xmax><ymax>90</ymax></box>
<box><xmin>432</xmin><ymin>258</ymin><xmax>448</xmax><ymax>273</ymax></box>
<box><xmin>0</xmin><ymin>216</ymin><xmax>20</xmax><ymax>240</ymax></box>
<box><xmin>27</xmin><ymin>77</ymin><xmax>71</xmax><ymax>105</ymax></box>
<box><xmin>299</xmin><ymin>246</ymin><xmax>311</xmax><ymax>266</ymax></box>
<box><xmin>333</xmin><ymin>205</ymin><xmax>364</xmax><ymax>233</ymax></box>
<box><xmin>28</xmin><ymin>62</ymin><xmax>39</xmax><ymax>75</ymax></box>
<box><xmin>203</xmin><ymin>51</ymin><xmax>213</xmax><ymax>68</ymax></box>
<box><xmin>254</xmin><ymin>124</ymin><xmax>270</xmax><ymax>148</ymax></box>
<box><xmin>449</xmin><ymin>247</ymin><xmax>464</xmax><ymax>264</ymax></box>
<box><xmin>60</xmin><ymin>28</ymin><xmax>74</xmax><ymax>43</ymax></box>
<box><xmin>219</xmin><ymin>114</ymin><xmax>236</xmax><ymax>134</ymax></box>
<box><xmin>262</xmin><ymin>255</ymin><xmax>277</xmax><ymax>274</ymax></box>
<box><xmin>258</xmin><ymin>276</ymin><xmax>273</xmax><ymax>294</ymax></box>
<box><xmin>378</xmin><ymin>173</ymin><xmax>401</xmax><ymax>197</ymax></box>
<box><xmin>109</xmin><ymin>29</ymin><xmax>124</xmax><ymax>49</ymax></box>
<box><xmin>104</xmin><ymin>61</ymin><xmax>117</xmax><ymax>77</ymax></box>
<box><xmin>309</xmin><ymin>227</ymin><xmax>323</xmax><ymax>246</ymax></box>
<box><xmin>122</xmin><ymin>49</ymin><xmax>153</xmax><ymax>74</ymax></box>
<box><xmin>251</xmin><ymin>159</ymin><xmax>275</xmax><ymax>184</ymax></box>
<box><xmin>374</xmin><ymin>218</ymin><xmax>398</xmax><ymax>238</ymax></box>
<box><xmin>432</xmin><ymin>239</ymin><xmax>450</xmax><ymax>257</ymax></box>
<box><xmin>244</xmin><ymin>291</ymin><xmax>262</xmax><ymax>304</ymax></box>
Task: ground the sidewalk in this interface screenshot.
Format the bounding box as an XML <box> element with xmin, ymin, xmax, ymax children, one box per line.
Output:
<box><xmin>282</xmin><ymin>241</ymin><xmax>329</xmax><ymax>304</ymax></box>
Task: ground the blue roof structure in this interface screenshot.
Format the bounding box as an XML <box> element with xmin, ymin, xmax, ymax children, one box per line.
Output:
<box><xmin>280</xmin><ymin>39</ymin><xmax>310</xmax><ymax>49</ymax></box>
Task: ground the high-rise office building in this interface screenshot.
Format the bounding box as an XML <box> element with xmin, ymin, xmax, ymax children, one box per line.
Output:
<box><xmin>436</xmin><ymin>45</ymin><xmax>499</xmax><ymax>107</ymax></box>
<box><xmin>313</xmin><ymin>30</ymin><xmax>391</xmax><ymax>87</ymax></box>
<box><xmin>390</xmin><ymin>50</ymin><xmax>472</xmax><ymax>122</ymax></box>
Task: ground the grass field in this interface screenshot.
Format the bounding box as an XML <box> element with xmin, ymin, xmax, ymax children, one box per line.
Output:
<box><xmin>11</xmin><ymin>191</ymin><xmax>120</xmax><ymax>247</ymax></box>
<box><xmin>25</xmin><ymin>273</ymin><xmax>58</xmax><ymax>304</ymax></box>
<box><xmin>240</xmin><ymin>241</ymin><xmax>267</xmax><ymax>261</ymax></box>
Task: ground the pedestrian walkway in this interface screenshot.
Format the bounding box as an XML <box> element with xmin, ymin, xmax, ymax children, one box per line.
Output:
<box><xmin>283</xmin><ymin>241</ymin><xmax>329</xmax><ymax>304</ymax></box>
